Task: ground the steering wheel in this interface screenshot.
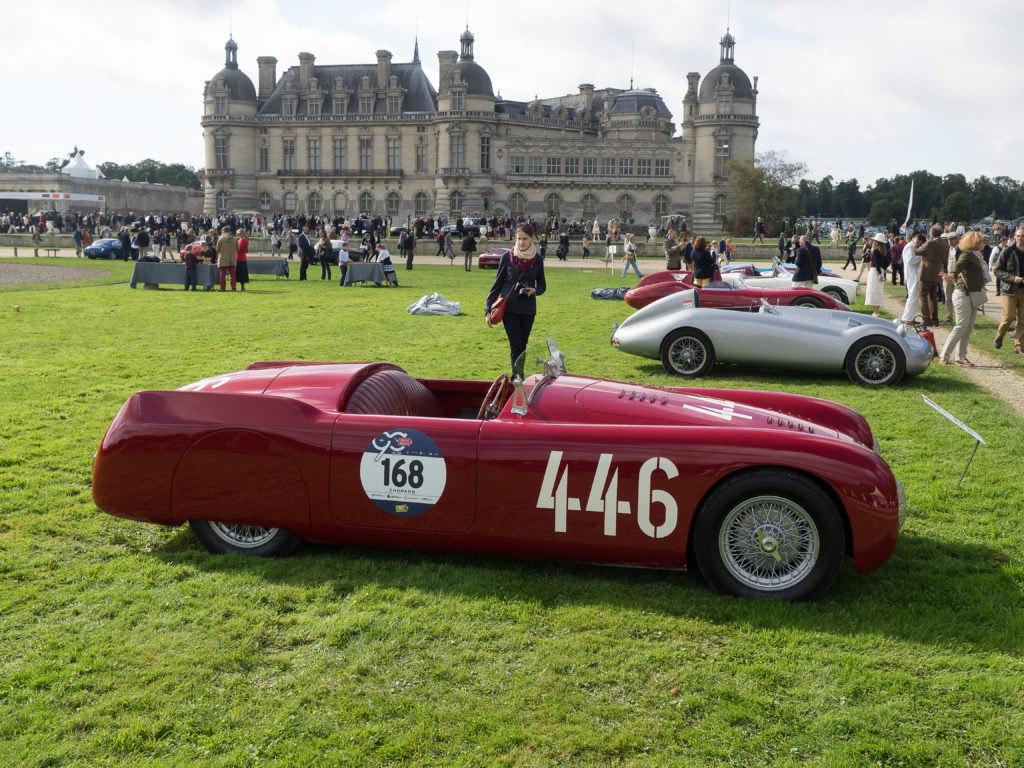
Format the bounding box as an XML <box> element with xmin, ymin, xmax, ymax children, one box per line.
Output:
<box><xmin>477</xmin><ymin>374</ymin><xmax>512</xmax><ymax>420</ymax></box>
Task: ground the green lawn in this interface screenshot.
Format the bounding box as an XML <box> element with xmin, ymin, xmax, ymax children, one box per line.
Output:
<box><xmin>1</xmin><ymin>258</ymin><xmax>1022</xmax><ymax>767</ymax></box>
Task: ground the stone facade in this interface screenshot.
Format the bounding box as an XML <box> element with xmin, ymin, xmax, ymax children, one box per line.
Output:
<box><xmin>201</xmin><ymin>30</ymin><xmax>758</xmax><ymax>232</ymax></box>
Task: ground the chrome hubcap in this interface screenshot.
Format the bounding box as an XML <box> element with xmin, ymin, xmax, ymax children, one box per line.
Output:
<box><xmin>719</xmin><ymin>495</ymin><xmax>819</xmax><ymax>591</ymax></box>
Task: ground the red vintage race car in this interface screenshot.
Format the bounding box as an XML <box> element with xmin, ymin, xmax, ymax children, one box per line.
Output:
<box><xmin>93</xmin><ymin>341</ymin><xmax>905</xmax><ymax>600</ymax></box>
<box><xmin>478</xmin><ymin>247</ymin><xmax>509</xmax><ymax>269</ymax></box>
<box><xmin>624</xmin><ymin>271</ymin><xmax>851</xmax><ymax>311</ymax></box>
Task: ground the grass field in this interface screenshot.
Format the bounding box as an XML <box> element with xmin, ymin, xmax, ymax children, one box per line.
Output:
<box><xmin>1</xmin><ymin>257</ymin><xmax>1022</xmax><ymax>767</ymax></box>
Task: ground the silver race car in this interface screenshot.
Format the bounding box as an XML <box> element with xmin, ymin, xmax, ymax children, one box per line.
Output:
<box><xmin>611</xmin><ymin>292</ymin><xmax>935</xmax><ymax>386</ymax></box>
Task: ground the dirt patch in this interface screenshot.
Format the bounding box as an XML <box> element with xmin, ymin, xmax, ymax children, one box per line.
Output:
<box><xmin>0</xmin><ymin>263</ymin><xmax>111</xmax><ymax>286</ymax></box>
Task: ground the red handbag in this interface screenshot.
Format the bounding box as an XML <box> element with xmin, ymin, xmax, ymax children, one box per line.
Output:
<box><xmin>487</xmin><ymin>295</ymin><xmax>507</xmax><ymax>325</ymax></box>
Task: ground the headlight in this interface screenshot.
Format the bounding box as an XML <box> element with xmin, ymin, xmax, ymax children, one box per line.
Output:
<box><xmin>896</xmin><ymin>323</ymin><xmax>908</xmax><ymax>337</ymax></box>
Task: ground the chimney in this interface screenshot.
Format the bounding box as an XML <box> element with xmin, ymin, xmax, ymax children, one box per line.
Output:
<box><xmin>376</xmin><ymin>50</ymin><xmax>392</xmax><ymax>90</ymax></box>
<box><xmin>257</xmin><ymin>56</ymin><xmax>277</xmax><ymax>102</ymax></box>
<box><xmin>438</xmin><ymin>50</ymin><xmax>458</xmax><ymax>92</ymax></box>
<box><xmin>298</xmin><ymin>52</ymin><xmax>315</xmax><ymax>89</ymax></box>
<box><xmin>578</xmin><ymin>83</ymin><xmax>594</xmax><ymax>113</ymax></box>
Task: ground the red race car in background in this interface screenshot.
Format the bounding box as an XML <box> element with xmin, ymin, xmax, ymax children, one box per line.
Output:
<box><xmin>93</xmin><ymin>340</ymin><xmax>905</xmax><ymax>601</ymax></box>
<box><xmin>478</xmin><ymin>247</ymin><xmax>509</xmax><ymax>269</ymax></box>
<box><xmin>624</xmin><ymin>271</ymin><xmax>851</xmax><ymax>311</ymax></box>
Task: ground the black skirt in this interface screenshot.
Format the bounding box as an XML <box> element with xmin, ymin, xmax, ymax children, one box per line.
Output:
<box><xmin>236</xmin><ymin>261</ymin><xmax>249</xmax><ymax>283</ymax></box>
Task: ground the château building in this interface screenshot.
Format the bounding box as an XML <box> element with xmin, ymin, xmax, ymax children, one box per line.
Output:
<box><xmin>201</xmin><ymin>29</ymin><xmax>758</xmax><ymax>231</ymax></box>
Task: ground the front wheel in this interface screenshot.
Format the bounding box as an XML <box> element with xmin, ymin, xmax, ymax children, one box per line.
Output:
<box><xmin>846</xmin><ymin>336</ymin><xmax>905</xmax><ymax>386</ymax></box>
<box><xmin>692</xmin><ymin>469</ymin><xmax>846</xmax><ymax>600</ymax></box>
<box><xmin>821</xmin><ymin>286</ymin><xmax>848</xmax><ymax>304</ymax></box>
<box><xmin>660</xmin><ymin>328</ymin><xmax>715</xmax><ymax>377</ymax></box>
<box><xmin>791</xmin><ymin>296</ymin><xmax>824</xmax><ymax>308</ymax></box>
<box><xmin>189</xmin><ymin>520</ymin><xmax>301</xmax><ymax>557</ymax></box>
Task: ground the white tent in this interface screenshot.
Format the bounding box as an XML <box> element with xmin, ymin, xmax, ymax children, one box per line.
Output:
<box><xmin>61</xmin><ymin>153</ymin><xmax>104</xmax><ymax>179</ymax></box>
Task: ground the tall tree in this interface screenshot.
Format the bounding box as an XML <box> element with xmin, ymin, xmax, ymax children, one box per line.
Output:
<box><xmin>726</xmin><ymin>151</ymin><xmax>807</xmax><ymax>235</ymax></box>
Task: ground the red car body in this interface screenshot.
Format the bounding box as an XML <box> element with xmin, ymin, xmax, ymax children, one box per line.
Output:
<box><xmin>93</xmin><ymin>358</ymin><xmax>904</xmax><ymax>600</ymax></box>
<box><xmin>624</xmin><ymin>271</ymin><xmax>851</xmax><ymax>311</ymax></box>
<box><xmin>478</xmin><ymin>248</ymin><xmax>509</xmax><ymax>269</ymax></box>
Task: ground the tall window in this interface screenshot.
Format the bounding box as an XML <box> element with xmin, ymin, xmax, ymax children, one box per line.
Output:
<box><xmin>308</xmin><ymin>191</ymin><xmax>322</xmax><ymax>214</ymax></box>
<box><xmin>359</xmin><ymin>191</ymin><xmax>373</xmax><ymax>212</ymax></box>
<box><xmin>414</xmin><ymin>191</ymin><xmax>430</xmax><ymax>217</ymax></box>
<box><xmin>480</xmin><ymin>135</ymin><xmax>491</xmax><ymax>171</ymax></box>
<box><xmin>714</xmin><ymin>194</ymin><xmax>727</xmax><ymax>220</ymax></box>
<box><xmin>618</xmin><ymin>194</ymin><xmax>634</xmax><ymax>222</ymax></box>
<box><xmin>637</xmin><ymin>159</ymin><xmax>651</xmax><ymax>177</ymax></box>
<box><xmin>386</xmin><ymin>191</ymin><xmax>400</xmax><ymax>216</ymax></box>
<box><xmin>715</xmin><ymin>137</ymin><xmax>731</xmax><ymax>177</ymax></box>
<box><xmin>450</xmin><ymin>90</ymin><xmax>464</xmax><ymax>110</ymax></box>
<box><xmin>449</xmin><ymin>191</ymin><xmax>463</xmax><ymax>217</ymax></box>
<box><xmin>386</xmin><ymin>137</ymin><xmax>401</xmax><ymax>171</ymax></box>
<box><xmin>449</xmin><ymin>135</ymin><xmax>465</xmax><ymax>168</ymax></box>
<box><xmin>509</xmin><ymin>192</ymin><xmax>526</xmax><ymax>218</ymax></box>
<box><xmin>214</xmin><ymin>96</ymin><xmax>226</xmax><ymax>115</ymax></box>
<box><xmin>259</xmin><ymin>191</ymin><xmax>272</xmax><ymax>210</ymax></box>
<box><xmin>527</xmin><ymin>156</ymin><xmax>543</xmax><ymax>174</ymax></box>
<box><xmin>283</xmin><ymin>191</ymin><xmax>297</xmax><ymax>212</ymax></box>
<box><xmin>333</xmin><ymin>138</ymin><xmax>346</xmax><ymax>171</ymax></box>
<box><xmin>307</xmin><ymin>98</ymin><xmax>320</xmax><ymax>117</ymax></box>
<box><xmin>509</xmin><ymin>156</ymin><xmax>525</xmax><ymax>173</ymax></box>
<box><xmin>216</xmin><ymin>190</ymin><xmax>230</xmax><ymax>211</ymax></box>
<box><xmin>333</xmin><ymin>96</ymin><xmax>346</xmax><ymax>117</ymax></box>
<box><xmin>214</xmin><ymin>137</ymin><xmax>229</xmax><ymax>169</ymax></box>
<box><xmin>581</xmin><ymin>193</ymin><xmax>598</xmax><ymax>220</ymax></box>
<box><xmin>653</xmin><ymin>194</ymin><xmax>670</xmax><ymax>218</ymax></box>
<box><xmin>282</xmin><ymin>139</ymin><xmax>295</xmax><ymax>171</ymax></box>
<box><xmin>308</xmin><ymin>138</ymin><xmax>320</xmax><ymax>171</ymax></box>
<box><xmin>655</xmin><ymin>159</ymin><xmax>670</xmax><ymax>177</ymax></box>
<box><xmin>600</xmin><ymin>158</ymin><xmax>615</xmax><ymax>175</ymax></box>
<box><xmin>582</xmin><ymin>158</ymin><xmax>597</xmax><ymax>175</ymax></box>
<box><xmin>545</xmin><ymin>193</ymin><xmax>561</xmax><ymax>219</ymax></box>
<box><xmin>359</xmin><ymin>138</ymin><xmax>373</xmax><ymax>171</ymax></box>
<box><xmin>565</xmin><ymin>157</ymin><xmax>579</xmax><ymax>175</ymax></box>
<box><xmin>259</xmin><ymin>147</ymin><xmax>269</xmax><ymax>172</ymax></box>
<box><xmin>359</xmin><ymin>95</ymin><xmax>373</xmax><ymax>115</ymax></box>
<box><xmin>283</xmin><ymin>98</ymin><xmax>296</xmax><ymax>117</ymax></box>
<box><xmin>619</xmin><ymin>158</ymin><xmax>634</xmax><ymax>176</ymax></box>
<box><xmin>415</xmin><ymin>142</ymin><xmax>428</xmax><ymax>171</ymax></box>
<box><xmin>546</xmin><ymin>157</ymin><xmax>561</xmax><ymax>175</ymax></box>
<box><xmin>387</xmin><ymin>94</ymin><xmax>402</xmax><ymax>115</ymax></box>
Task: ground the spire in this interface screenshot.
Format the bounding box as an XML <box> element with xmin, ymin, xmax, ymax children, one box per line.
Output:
<box><xmin>719</xmin><ymin>30</ymin><xmax>735</xmax><ymax>64</ymax></box>
<box><xmin>412</xmin><ymin>35</ymin><xmax>420</xmax><ymax>65</ymax></box>
<box><xmin>460</xmin><ymin>26</ymin><xmax>474</xmax><ymax>61</ymax></box>
<box><xmin>225</xmin><ymin>35</ymin><xmax>238</xmax><ymax>69</ymax></box>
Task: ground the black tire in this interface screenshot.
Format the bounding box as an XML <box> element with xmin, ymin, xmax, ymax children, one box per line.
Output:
<box><xmin>188</xmin><ymin>520</ymin><xmax>301</xmax><ymax>557</ymax></box>
<box><xmin>692</xmin><ymin>469</ymin><xmax>846</xmax><ymax>600</ymax></box>
<box><xmin>660</xmin><ymin>328</ymin><xmax>715</xmax><ymax>377</ymax></box>
<box><xmin>846</xmin><ymin>336</ymin><xmax>906</xmax><ymax>386</ymax></box>
<box><xmin>821</xmin><ymin>286</ymin><xmax>848</xmax><ymax>304</ymax></box>
<box><xmin>791</xmin><ymin>296</ymin><xmax>824</xmax><ymax>308</ymax></box>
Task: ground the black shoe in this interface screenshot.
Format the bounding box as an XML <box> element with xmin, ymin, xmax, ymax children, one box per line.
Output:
<box><xmin>994</xmin><ymin>336</ymin><xmax>1003</xmax><ymax>350</ymax></box>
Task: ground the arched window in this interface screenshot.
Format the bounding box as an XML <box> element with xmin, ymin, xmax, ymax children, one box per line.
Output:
<box><xmin>509</xmin><ymin>192</ymin><xmax>526</xmax><ymax>218</ymax></box>
<box><xmin>283</xmin><ymin>191</ymin><xmax>297</xmax><ymax>213</ymax></box>
<box><xmin>653</xmin><ymin>194</ymin><xmax>670</xmax><ymax>218</ymax></box>
<box><xmin>308</xmin><ymin>191</ymin><xmax>322</xmax><ymax>214</ymax></box>
<box><xmin>414</xmin><ymin>191</ymin><xmax>430</xmax><ymax>217</ymax></box>
<box><xmin>259</xmin><ymin>191</ymin><xmax>272</xmax><ymax>211</ymax></box>
<box><xmin>449</xmin><ymin>191</ymin><xmax>463</xmax><ymax>217</ymax></box>
<box><xmin>359</xmin><ymin>191</ymin><xmax>373</xmax><ymax>213</ymax></box>
<box><xmin>216</xmin><ymin>190</ymin><xmax>230</xmax><ymax>212</ymax></box>
<box><xmin>618</xmin><ymin>194</ymin><xmax>634</xmax><ymax>223</ymax></box>
<box><xmin>386</xmin><ymin>191</ymin><xmax>401</xmax><ymax>217</ymax></box>
<box><xmin>545</xmin><ymin>192</ymin><xmax>562</xmax><ymax>220</ymax></box>
<box><xmin>581</xmin><ymin>193</ymin><xmax>598</xmax><ymax>220</ymax></box>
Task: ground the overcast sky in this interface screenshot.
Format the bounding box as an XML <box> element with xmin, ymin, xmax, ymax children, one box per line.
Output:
<box><xmin>5</xmin><ymin>0</ymin><xmax>1020</xmax><ymax>188</ymax></box>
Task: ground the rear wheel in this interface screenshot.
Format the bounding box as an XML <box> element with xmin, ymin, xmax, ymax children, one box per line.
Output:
<box><xmin>660</xmin><ymin>328</ymin><xmax>715</xmax><ymax>377</ymax></box>
<box><xmin>189</xmin><ymin>520</ymin><xmax>301</xmax><ymax>557</ymax></box>
<box><xmin>846</xmin><ymin>336</ymin><xmax>905</xmax><ymax>386</ymax></box>
<box><xmin>692</xmin><ymin>469</ymin><xmax>845</xmax><ymax>600</ymax></box>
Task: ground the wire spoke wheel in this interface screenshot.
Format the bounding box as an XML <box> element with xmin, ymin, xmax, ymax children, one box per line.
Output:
<box><xmin>854</xmin><ymin>343</ymin><xmax>895</xmax><ymax>383</ymax></box>
<box><xmin>718</xmin><ymin>495</ymin><xmax>820</xmax><ymax>592</ymax></box>
<box><xmin>847</xmin><ymin>336</ymin><xmax>904</xmax><ymax>386</ymax></box>
<box><xmin>661</xmin><ymin>328</ymin><xmax>714</xmax><ymax>377</ymax></box>
<box><xmin>208</xmin><ymin>522</ymin><xmax>281</xmax><ymax>549</ymax></box>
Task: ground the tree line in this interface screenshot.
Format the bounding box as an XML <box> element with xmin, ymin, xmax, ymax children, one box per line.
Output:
<box><xmin>726</xmin><ymin>152</ymin><xmax>1024</xmax><ymax>236</ymax></box>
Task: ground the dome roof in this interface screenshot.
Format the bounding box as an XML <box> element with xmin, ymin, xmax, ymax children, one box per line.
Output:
<box><xmin>698</xmin><ymin>63</ymin><xmax>753</xmax><ymax>100</ymax></box>
<box><xmin>211</xmin><ymin>37</ymin><xmax>257</xmax><ymax>102</ymax></box>
<box><xmin>608</xmin><ymin>89</ymin><xmax>670</xmax><ymax>115</ymax></box>
<box><xmin>449</xmin><ymin>60</ymin><xmax>494</xmax><ymax>98</ymax></box>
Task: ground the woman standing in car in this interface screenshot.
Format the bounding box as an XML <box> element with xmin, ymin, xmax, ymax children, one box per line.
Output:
<box><xmin>485</xmin><ymin>223</ymin><xmax>546</xmax><ymax>377</ymax></box>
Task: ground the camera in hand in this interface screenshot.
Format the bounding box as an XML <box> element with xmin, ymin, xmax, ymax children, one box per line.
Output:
<box><xmin>517</xmin><ymin>286</ymin><xmax>531</xmax><ymax>298</ymax></box>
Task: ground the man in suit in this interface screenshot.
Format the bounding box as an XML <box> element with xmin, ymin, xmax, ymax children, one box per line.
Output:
<box><xmin>298</xmin><ymin>225</ymin><xmax>315</xmax><ymax>281</ymax></box>
<box><xmin>914</xmin><ymin>225</ymin><xmax>948</xmax><ymax>327</ymax></box>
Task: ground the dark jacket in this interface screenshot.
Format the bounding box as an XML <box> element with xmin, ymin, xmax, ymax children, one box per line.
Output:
<box><xmin>914</xmin><ymin>238</ymin><xmax>947</xmax><ymax>282</ymax></box>
<box><xmin>792</xmin><ymin>245</ymin><xmax>818</xmax><ymax>282</ymax></box>
<box><xmin>461</xmin><ymin>235</ymin><xmax>477</xmax><ymax>254</ymax></box>
<box><xmin>993</xmin><ymin>244</ymin><xmax>1022</xmax><ymax>296</ymax></box>
<box><xmin>485</xmin><ymin>252</ymin><xmax>546</xmax><ymax>316</ymax></box>
<box><xmin>691</xmin><ymin>248</ymin><xmax>715</xmax><ymax>280</ymax></box>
